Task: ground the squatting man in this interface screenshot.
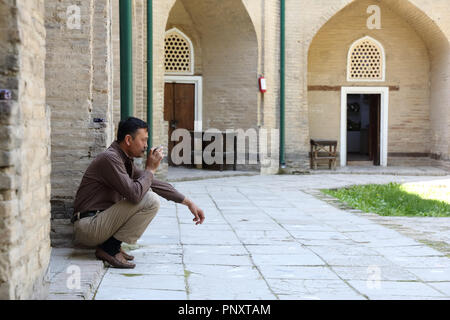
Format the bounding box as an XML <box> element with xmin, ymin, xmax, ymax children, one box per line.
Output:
<box><xmin>72</xmin><ymin>117</ymin><xmax>205</xmax><ymax>269</ymax></box>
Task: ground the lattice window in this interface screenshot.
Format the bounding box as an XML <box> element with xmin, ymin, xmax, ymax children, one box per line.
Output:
<box><xmin>348</xmin><ymin>37</ymin><xmax>384</xmax><ymax>81</ymax></box>
<box><xmin>165</xmin><ymin>29</ymin><xmax>193</xmax><ymax>75</ymax></box>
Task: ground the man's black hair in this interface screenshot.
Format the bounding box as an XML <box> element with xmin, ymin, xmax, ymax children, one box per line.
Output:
<box><xmin>117</xmin><ymin>117</ymin><xmax>148</xmax><ymax>143</ymax></box>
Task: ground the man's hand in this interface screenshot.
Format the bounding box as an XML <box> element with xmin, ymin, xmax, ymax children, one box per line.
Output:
<box><xmin>182</xmin><ymin>198</ymin><xmax>205</xmax><ymax>225</ymax></box>
<box><xmin>146</xmin><ymin>146</ymin><xmax>164</xmax><ymax>174</ymax></box>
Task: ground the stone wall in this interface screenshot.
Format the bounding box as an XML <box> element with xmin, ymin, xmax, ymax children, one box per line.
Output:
<box><xmin>133</xmin><ymin>0</ymin><xmax>146</xmax><ymax>121</ymax></box>
<box><xmin>285</xmin><ymin>0</ymin><xmax>450</xmax><ymax>170</ymax></box>
<box><xmin>308</xmin><ymin>0</ymin><xmax>431</xmax><ymax>156</ymax></box>
<box><xmin>166</xmin><ymin>0</ymin><xmax>203</xmax><ymax>76</ymax></box>
<box><xmin>46</xmin><ymin>0</ymin><xmax>114</xmax><ymax>227</ymax></box>
<box><xmin>259</xmin><ymin>0</ymin><xmax>281</xmax><ymax>174</ymax></box>
<box><xmin>240</xmin><ymin>0</ymin><xmax>281</xmax><ymax>174</ymax></box>
<box><xmin>0</xmin><ymin>0</ymin><xmax>51</xmax><ymax>299</ymax></box>
<box><xmin>162</xmin><ymin>0</ymin><xmax>269</xmax><ymax>171</ymax></box>
<box><xmin>112</xmin><ymin>0</ymin><xmax>121</xmax><ymax>130</ymax></box>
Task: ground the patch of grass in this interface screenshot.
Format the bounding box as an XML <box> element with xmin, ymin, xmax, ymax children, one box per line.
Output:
<box><xmin>322</xmin><ymin>182</ymin><xmax>450</xmax><ymax>217</ymax></box>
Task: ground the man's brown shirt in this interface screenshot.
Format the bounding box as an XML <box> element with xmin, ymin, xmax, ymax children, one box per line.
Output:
<box><xmin>73</xmin><ymin>141</ymin><xmax>185</xmax><ymax>215</ymax></box>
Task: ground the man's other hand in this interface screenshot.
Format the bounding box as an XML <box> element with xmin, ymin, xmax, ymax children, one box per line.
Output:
<box><xmin>182</xmin><ymin>198</ymin><xmax>205</xmax><ymax>225</ymax></box>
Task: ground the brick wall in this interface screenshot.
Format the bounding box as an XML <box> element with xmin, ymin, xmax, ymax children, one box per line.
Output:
<box><xmin>285</xmin><ymin>0</ymin><xmax>450</xmax><ymax>170</ymax></box>
<box><xmin>112</xmin><ymin>0</ymin><xmax>121</xmax><ymax>130</ymax></box>
<box><xmin>181</xmin><ymin>0</ymin><xmax>259</xmax><ymax>132</ymax></box>
<box><xmin>0</xmin><ymin>0</ymin><xmax>51</xmax><ymax>299</ymax></box>
<box><xmin>260</xmin><ymin>0</ymin><xmax>281</xmax><ymax>174</ymax></box>
<box><xmin>133</xmin><ymin>0</ymin><xmax>146</xmax><ymax>121</ymax></box>
<box><xmin>373</xmin><ymin>0</ymin><xmax>450</xmax><ymax>167</ymax></box>
<box><xmin>308</xmin><ymin>0</ymin><xmax>431</xmax><ymax>154</ymax></box>
<box><xmin>46</xmin><ymin>0</ymin><xmax>114</xmax><ymax>225</ymax></box>
<box><xmin>157</xmin><ymin>0</ymin><xmax>273</xmax><ymax>172</ymax></box>
<box><xmin>166</xmin><ymin>0</ymin><xmax>203</xmax><ymax>76</ymax></box>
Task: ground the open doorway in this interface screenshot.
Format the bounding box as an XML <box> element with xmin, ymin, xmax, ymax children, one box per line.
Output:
<box><xmin>341</xmin><ymin>87</ymin><xmax>388</xmax><ymax>167</ymax></box>
<box><xmin>346</xmin><ymin>94</ymin><xmax>381</xmax><ymax>166</ymax></box>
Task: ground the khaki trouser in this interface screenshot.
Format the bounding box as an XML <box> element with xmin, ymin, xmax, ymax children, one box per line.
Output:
<box><xmin>73</xmin><ymin>191</ymin><xmax>160</xmax><ymax>247</ymax></box>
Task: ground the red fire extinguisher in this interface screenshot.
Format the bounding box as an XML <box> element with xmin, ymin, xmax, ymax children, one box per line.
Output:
<box><xmin>259</xmin><ymin>76</ymin><xmax>267</xmax><ymax>93</ymax></box>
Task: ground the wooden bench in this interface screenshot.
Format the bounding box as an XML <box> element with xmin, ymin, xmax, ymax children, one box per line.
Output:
<box><xmin>189</xmin><ymin>131</ymin><xmax>237</xmax><ymax>171</ymax></box>
<box><xmin>310</xmin><ymin>139</ymin><xmax>337</xmax><ymax>170</ymax></box>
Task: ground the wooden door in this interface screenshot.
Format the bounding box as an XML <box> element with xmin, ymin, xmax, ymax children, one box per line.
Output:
<box><xmin>368</xmin><ymin>94</ymin><xmax>381</xmax><ymax>166</ymax></box>
<box><xmin>164</xmin><ymin>83</ymin><xmax>195</xmax><ymax>166</ymax></box>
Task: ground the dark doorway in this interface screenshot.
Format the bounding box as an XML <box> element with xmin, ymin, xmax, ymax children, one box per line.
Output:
<box><xmin>164</xmin><ymin>83</ymin><xmax>195</xmax><ymax>166</ymax></box>
<box><xmin>347</xmin><ymin>94</ymin><xmax>380</xmax><ymax>166</ymax></box>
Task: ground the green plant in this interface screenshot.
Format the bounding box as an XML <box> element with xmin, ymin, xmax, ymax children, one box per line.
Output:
<box><xmin>322</xmin><ymin>183</ymin><xmax>450</xmax><ymax>217</ymax></box>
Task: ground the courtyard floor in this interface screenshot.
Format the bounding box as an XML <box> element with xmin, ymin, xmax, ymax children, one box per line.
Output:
<box><xmin>49</xmin><ymin>172</ymin><xmax>450</xmax><ymax>300</ymax></box>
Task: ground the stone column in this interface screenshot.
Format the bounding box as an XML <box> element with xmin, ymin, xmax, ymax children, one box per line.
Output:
<box><xmin>260</xmin><ymin>0</ymin><xmax>281</xmax><ymax>174</ymax></box>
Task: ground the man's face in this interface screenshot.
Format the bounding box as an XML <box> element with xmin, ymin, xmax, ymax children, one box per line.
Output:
<box><xmin>127</xmin><ymin>128</ymin><xmax>148</xmax><ymax>158</ymax></box>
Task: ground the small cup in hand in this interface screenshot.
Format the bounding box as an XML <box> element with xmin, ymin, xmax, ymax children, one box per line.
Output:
<box><xmin>147</xmin><ymin>146</ymin><xmax>164</xmax><ymax>173</ymax></box>
<box><xmin>153</xmin><ymin>145</ymin><xmax>164</xmax><ymax>154</ymax></box>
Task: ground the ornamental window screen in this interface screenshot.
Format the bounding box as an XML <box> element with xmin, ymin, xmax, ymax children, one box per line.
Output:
<box><xmin>348</xmin><ymin>37</ymin><xmax>384</xmax><ymax>81</ymax></box>
<box><xmin>164</xmin><ymin>29</ymin><xmax>193</xmax><ymax>75</ymax></box>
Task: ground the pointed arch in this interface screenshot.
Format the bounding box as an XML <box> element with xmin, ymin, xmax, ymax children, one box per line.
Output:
<box><xmin>164</xmin><ymin>27</ymin><xmax>195</xmax><ymax>75</ymax></box>
<box><xmin>347</xmin><ymin>36</ymin><xmax>385</xmax><ymax>82</ymax></box>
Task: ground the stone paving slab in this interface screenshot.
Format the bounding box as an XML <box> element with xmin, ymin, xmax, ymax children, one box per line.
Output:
<box><xmin>167</xmin><ymin>167</ymin><xmax>259</xmax><ymax>182</ymax></box>
<box><xmin>389</xmin><ymin>256</ymin><xmax>450</xmax><ymax>268</ymax></box>
<box><xmin>331</xmin><ymin>265</ymin><xmax>420</xmax><ymax>281</ymax></box>
<box><xmin>107</xmin><ymin>263</ymin><xmax>185</xmax><ymax>276</ymax></box>
<box><xmin>47</xmin><ymin>248</ymin><xmax>106</xmax><ymax>300</ymax></box>
<box><xmin>347</xmin><ymin>280</ymin><xmax>446</xmax><ymax>299</ymax></box>
<box><xmin>258</xmin><ymin>265</ymin><xmax>342</xmax><ymax>281</ymax></box>
<box><xmin>129</xmin><ymin>251</ymin><xmax>183</xmax><ymax>265</ymax></box>
<box><xmin>379</xmin><ymin>245</ymin><xmax>446</xmax><ymax>257</ymax></box>
<box><xmin>308</xmin><ymin>245</ymin><xmax>382</xmax><ymax>257</ymax></box>
<box><xmin>183</xmin><ymin>244</ymin><xmax>249</xmax><ymax>256</ymax></box>
<box><xmin>104</xmin><ymin>274</ymin><xmax>185</xmax><ymax>291</ymax></box>
<box><xmin>404</xmin><ymin>268</ymin><xmax>450</xmax><ymax>282</ymax></box>
<box><xmin>89</xmin><ymin>174</ymin><xmax>450</xmax><ymax>300</ymax></box>
<box><xmin>267</xmin><ymin>279</ymin><xmax>366</xmax><ymax>300</ymax></box>
<box><xmin>321</xmin><ymin>255</ymin><xmax>396</xmax><ymax>267</ymax></box>
<box><xmin>251</xmin><ymin>254</ymin><xmax>325</xmax><ymax>266</ymax></box>
<box><xmin>428</xmin><ymin>282</ymin><xmax>450</xmax><ymax>296</ymax></box>
<box><xmin>187</xmin><ymin>276</ymin><xmax>275</xmax><ymax>300</ymax></box>
<box><xmin>95</xmin><ymin>288</ymin><xmax>187</xmax><ymax>300</ymax></box>
<box><xmin>184</xmin><ymin>253</ymin><xmax>254</xmax><ymax>266</ymax></box>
